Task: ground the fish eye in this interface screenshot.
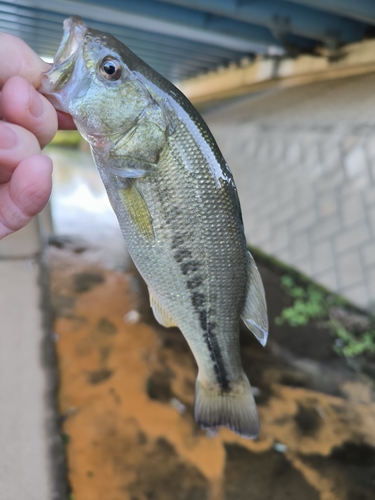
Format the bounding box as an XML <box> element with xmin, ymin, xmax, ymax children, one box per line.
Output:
<box><xmin>99</xmin><ymin>56</ymin><xmax>122</xmax><ymax>81</ymax></box>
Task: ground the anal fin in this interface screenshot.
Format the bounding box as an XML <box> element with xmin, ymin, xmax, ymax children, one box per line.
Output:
<box><xmin>149</xmin><ymin>292</ymin><xmax>177</xmax><ymax>328</ymax></box>
<box><xmin>241</xmin><ymin>251</ymin><xmax>268</xmax><ymax>346</ymax></box>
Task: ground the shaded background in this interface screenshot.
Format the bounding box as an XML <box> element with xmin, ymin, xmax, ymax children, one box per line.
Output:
<box><xmin>1</xmin><ymin>1</ymin><xmax>375</xmax><ymax>499</ymax></box>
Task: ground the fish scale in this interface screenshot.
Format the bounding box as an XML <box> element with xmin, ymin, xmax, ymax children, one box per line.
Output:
<box><xmin>41</xmin><ymin>16</ymin><xmax>268</xmax><ymax>438</ymax></box>
<box><xmin>96</xmin><ymin>115</ymin><xmax>248</xmax><ymax>403</ymax></box>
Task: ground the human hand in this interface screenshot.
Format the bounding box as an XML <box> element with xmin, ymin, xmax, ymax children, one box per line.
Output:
<box><xmin>0</xmin><ymin>34</ymin><xmax>75</xmax><ymax>240</ymax></box>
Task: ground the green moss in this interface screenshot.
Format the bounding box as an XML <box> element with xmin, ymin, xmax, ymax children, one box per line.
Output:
<box><xmin>331</xmin><ymin>320</ymin><xmax>375</xmax><ymax>357</ymax></box>
<box><xmin>275</xmin><ymin>274</ymin><xmax>335</xmax><ymax>327</ymax></box>
<box><xmin>248</xmin><ymin>245</ymin><xmax>375</xmax><ymax>359</ymax></box>
<box><xmin>274</xmin><ymin>272</ymin><xmax>375</xmax><ymax>359</ymax></box>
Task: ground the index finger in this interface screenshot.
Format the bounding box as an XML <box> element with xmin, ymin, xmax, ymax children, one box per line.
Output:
<box><xmin>0</xmin><ymin>33</ymin><xmax>76</xmax><ymax>130</ymax></box>
<box><xmin>0</xmin><ymin>33</ymin><xmax>50</xmax><ymax>89</ymax></box>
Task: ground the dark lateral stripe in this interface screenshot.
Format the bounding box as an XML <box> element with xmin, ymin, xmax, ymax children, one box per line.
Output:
<box><xmin>186</xmin><ymin>276</ymin><xmax>203</xmax><ymax>289</ymax></box>
<box><xmin>181</xmin><ymin>260</ymin><xmax>201</xmax><ymax>275</ymax></box>
<box><xmin>191</xmin><ymin>292</ymin><xmax>205</xmax><ymax>307</ymax></box>
<box><xmin>171</xmin><ymin>234</ymin><xmax>185</xmax><ymax>249</ymax></box>
<box><xmin>157</xmin><ymin>183</ymin><xmax>230</xmax><ymax>391</ymax></box>
<box><xmin>199</xmin><ymin>310</ymin><xmax>230</xmax><ymax>391</ymax></box>
<box><xmin>174</xmin><ymin>248</ymin><xmax>193</xmax><ymax>263</ymax></box>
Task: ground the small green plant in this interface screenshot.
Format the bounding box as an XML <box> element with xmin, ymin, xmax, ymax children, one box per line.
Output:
<box><xmin>276</xmin><ymin>275</ymin><xmax>375</xmax><ymax>359</ymax></box>
<box><xmin>331</xmin><ymin>320</ymin><xmax>375</xmax><ymax>357</ymax></box>
<box><xmin>275</xmin><ymin>275</ymin><xmax>329</xmax><ymax>327</ymax></box>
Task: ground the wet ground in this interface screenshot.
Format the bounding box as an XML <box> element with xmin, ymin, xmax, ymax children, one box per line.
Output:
<box><xmin>47</xmin><ymin>240</ymin><xmax>375</xmax><ymax>500</ymax></box>
<box><xmin>47</xmin><ymin>146</ymin><xmax>375</xmax><ymax>500</ymax></box>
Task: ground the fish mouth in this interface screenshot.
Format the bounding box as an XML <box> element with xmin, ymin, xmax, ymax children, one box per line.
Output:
<box><xmin>40</xmin><ymin>16</ymin><xmax>88</xmax><ymax>110</ymax></box>
<box><xmin>53</xmin><ymin>16</ymin><xmax>88</xmax><ymax>66</ymax></box>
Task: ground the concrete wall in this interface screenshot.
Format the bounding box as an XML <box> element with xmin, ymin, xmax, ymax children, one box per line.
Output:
<box><xmin>204</xmin><ymin>72</ymin><xmax>375</xmax><ymax>310</ymax></box>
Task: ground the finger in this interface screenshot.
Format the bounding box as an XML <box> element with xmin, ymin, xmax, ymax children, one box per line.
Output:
<box><xmin>1</xmin><ymin>76</ymin><xmax>58</xmax><ymax>148</ymax></box>
<box><xmin>0</xmin><ymin>154</ymin><xmax>52</xmax><ymax>239</ymax></box>
<box><xmin>0</xmin><ymin>122</ymin><xmax>41</xmax><ymax>183</ymax></box>
<box><xmin>0</xmin><ymin>33</ymin><xmax>50</xmax><ymax>89</ymax></box>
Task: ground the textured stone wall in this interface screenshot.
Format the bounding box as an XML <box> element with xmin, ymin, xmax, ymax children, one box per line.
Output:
<box><xmin>205</xmin><ymin>73</ymin><xmax>375</xmax><ymax>310</ymax></box>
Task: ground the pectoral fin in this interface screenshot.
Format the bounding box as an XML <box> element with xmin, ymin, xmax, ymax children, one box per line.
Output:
<box><xmin>241</xmin><ymin>251</ymin><xmax>268</xmax><ymax>346</ymax></box>
<box><xmin>149</xmin><ymin>292</ymin><xmax>177</xmax><ymax>328</ymax></box>
<box><xmin>119</xmin><ymin>181</ymin><xmax>154</xmax><ymax>240</ymax></box>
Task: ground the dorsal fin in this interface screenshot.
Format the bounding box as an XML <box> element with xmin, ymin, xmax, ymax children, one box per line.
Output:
<box><xmin>241</xmin><ymin>251</ymin><xmax>268</xmax><ymax>346</ymax></box>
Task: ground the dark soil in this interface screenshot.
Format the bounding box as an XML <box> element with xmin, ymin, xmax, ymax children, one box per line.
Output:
<box><xmin>224</xmin><ymin>444</ymin><xmax>320</xmax><ymax>500</ymax></box>
<box><xmin>49</xmin><ymin>240</ymin><xmax>375</xmax><ymax>500</ymax></box>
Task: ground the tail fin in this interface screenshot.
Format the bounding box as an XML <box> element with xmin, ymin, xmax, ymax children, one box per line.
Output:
<box><xmin>194</xmin><ymin>372</ymin><xmax>259</xmax><ymax>439</ymax></box>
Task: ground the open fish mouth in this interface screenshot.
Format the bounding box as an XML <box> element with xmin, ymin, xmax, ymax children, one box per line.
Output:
<box><xmin>53</xmin><ymin>16</ymin><xmax>88</xmax><ymax>65</ymax></box>
<box><xmin>40</xmin><ymin>16</ymin><xmax>88</xmax><ymax>108</ymax></box>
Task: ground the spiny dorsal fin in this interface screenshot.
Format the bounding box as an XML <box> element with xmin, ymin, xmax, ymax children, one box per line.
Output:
<box><xmin>149</xmin><ymin>292</ymin><xmax>177</xmax><ymax>328</ymax></box>
<box><xmin>241</xmin><ymin>251</ymin><xmax>268</xmax><ymax>346</ymax></box>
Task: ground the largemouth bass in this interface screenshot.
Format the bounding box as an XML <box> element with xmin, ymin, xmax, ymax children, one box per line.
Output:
<box><xmin>41</xmin><ymin>16</ymin><xmax>268</xmax><ymax>438</ymax></box>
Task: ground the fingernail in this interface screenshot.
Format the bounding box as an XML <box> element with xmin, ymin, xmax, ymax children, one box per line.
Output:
<box><xmin>29</xmin><ymin>86</ymin><xmax>44</xmax><ymax>118</ymax></box>
<box><xmin>0</xmin><ymin>123</ymin><xmax>18</xmax><ymax>149</ymax></box>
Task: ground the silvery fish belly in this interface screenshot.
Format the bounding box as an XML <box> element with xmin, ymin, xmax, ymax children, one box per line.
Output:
<box><xmin>41</xmin><ymin>16</ymin><xmax>268</xmax><ymax>438</ymax></box>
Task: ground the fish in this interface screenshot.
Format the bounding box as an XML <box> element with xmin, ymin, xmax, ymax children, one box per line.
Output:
<box><xmin>41</xmin><ymin>16</ymin><xmax>268</xmax><ymax>438</ymax></box>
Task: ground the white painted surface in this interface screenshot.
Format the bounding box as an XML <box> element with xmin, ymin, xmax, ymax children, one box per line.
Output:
<box><xmin>0</xmin><ymin>259</ymin><xmax>52</xmax><ymax>500</ymax></box>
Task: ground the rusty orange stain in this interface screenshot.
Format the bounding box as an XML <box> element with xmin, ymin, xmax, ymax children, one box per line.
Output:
<box><xmin>49</xmin><ymin>246</ymin><xmax>375</xmax><ymax>500</ymax></box>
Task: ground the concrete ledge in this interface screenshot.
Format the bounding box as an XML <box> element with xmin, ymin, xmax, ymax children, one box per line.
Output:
<box><xmin>0</xmin><ymin>207</ymin><xmax>67</xmax><ymax>499</ymax></box>
<box><xmin>178</xmin><ymin>38</ymin><xmax>375</xmax><ymax>105</ymax></box>
<box><xmin>0</xmin><ymin>260</ymin><xmax>52</xmax><ymax>499</ymax></box>
<box><xmin>0</xmin><ymin>217</ymin><xmax>41</xmax><ymax>258</ymax></box>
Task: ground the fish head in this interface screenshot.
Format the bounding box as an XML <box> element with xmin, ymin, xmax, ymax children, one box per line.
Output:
<box><xmin>41</xmin><ymin>16</ymin><xmax>151</xmax><ymax>147</ymax></box>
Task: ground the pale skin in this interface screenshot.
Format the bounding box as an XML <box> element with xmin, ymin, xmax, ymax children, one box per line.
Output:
<box><xmin>0</xmin><ymin>33</ymin><xmax>75</xmax><ymax>239</ymax></box>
